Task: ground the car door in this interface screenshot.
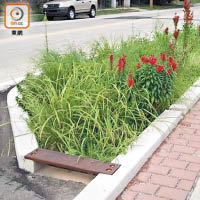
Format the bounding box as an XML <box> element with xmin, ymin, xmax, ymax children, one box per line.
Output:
<box><xmin>74</xmin><ymin>0</ymin><xmax>87</xmax><ymax>13</ymax></box>
<box><xmin>82</xmin><ymin>0</ymin><xmax>91</xmax><ymax>12</ymax></box>
<box><xmin>74</xmin><ymin>0</ymin><xmax>83</xmax><ymax>13</ymax></box>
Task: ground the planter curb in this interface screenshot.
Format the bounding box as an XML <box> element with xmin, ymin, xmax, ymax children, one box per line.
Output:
<box><xmin>169</xmin><ymin>86</ymin><xmax>200</xmax><ymax>115</ymax></box>
<box><xmin>0</xmin><ymin>77</ymin><xmax>26</xmax><ymax>92</ymax></box>
<box><xmin>7</xmin><ymin>87</ymin><xmax>44</xmax><ymax>173</ymax></box>
<box><xmin>193</xmin><ymin>77</ymin><xmax>200</xmax><ymax>87</ymax></box>
<box><xmin>7</xmin><ymin>77</ymin><xmax>200</xmax><ymax>200</ymax></box>
<box><xmin>0</xmin><ymin>72</ymin><xmax>40</xmax><ymax>92</ymax></box>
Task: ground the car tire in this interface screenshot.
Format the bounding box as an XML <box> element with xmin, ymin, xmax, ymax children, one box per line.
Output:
<box><xmin>67</xmin><ymin>7</ymin><xmax>75</xmax><ymax>20</ymax></box>
<box><xmin>89</xmin><ymin>6</ymin><xmax>96</xmax><ymax>18</ymax></box>
<box><xmin>47</xmin><ymin>16</ymin><xmax>54</xmax><ymax>21</ymax></box>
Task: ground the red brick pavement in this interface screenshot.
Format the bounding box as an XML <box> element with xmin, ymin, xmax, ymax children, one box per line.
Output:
<box><xmin>117</xmin><ymin>101</ymin><xmax>200</xmax><ymax>200</ymax></box>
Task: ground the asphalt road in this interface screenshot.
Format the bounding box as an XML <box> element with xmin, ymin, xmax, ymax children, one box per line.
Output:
<box><xmin>0</xmin><ymin>90</ymin><xmax>86</xmax><ymax>200</ymax></box>
<box><xmin>0</xmin><ymin>6</ymin><xmax>200</xmax><ymax>85</ymax></box>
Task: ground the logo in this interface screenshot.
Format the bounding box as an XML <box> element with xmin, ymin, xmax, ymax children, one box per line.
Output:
<box><xmin>10</xmin><ymin>7</ymin><xmax>24</xmax><ymax>21</ymax></box>
<box><xmin>4</xmin><ymin>4</ymin><xmax>30</xmax><ymax>29</ymax></box>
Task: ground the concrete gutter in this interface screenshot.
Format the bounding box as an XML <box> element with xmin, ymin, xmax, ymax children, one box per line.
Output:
<box><xmin>6</xmin><ymin>77</ymin><xmax>200</xmax><ymax>199</ymax></box>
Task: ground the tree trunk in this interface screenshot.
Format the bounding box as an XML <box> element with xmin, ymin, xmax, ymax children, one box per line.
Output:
<box><xmin>150</xmin><ymin>0</ymin><xmax>153</xmax><ymax>8</ymax></box>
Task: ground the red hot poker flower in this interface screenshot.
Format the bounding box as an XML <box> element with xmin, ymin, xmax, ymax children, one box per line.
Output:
<box><xmin>128</xmin><ymin>73</ymin><xmax>134</xmax><ymax>88</ymax></box>
<box><xmin>168</xmin><ymin>56</ymin><xmax>174</xmax><ymax>65</ymax></box>
<box><xmin>184</xmin><ymin>0</ymin><xmax>190</xmax><ymax>9</ymax></box>
<box><xmin>173</xmin><ymin>15</ymin><xmax>179</xmax><ymax>24</ymax></box>
<box><xmin>141</xmin><ymin>56</ymin><xmax>149</xmax><ymax>64</ymax></box>
<box><xmin>156</xmin><ymin>65</ymin><xmax>164</xmax><ymax>73</ymax></box>
<box><xmin>172</xmin><ymin>62</ymin><xmax>177</xmax><ymax>71</ymax></box>
<box><xmin>117</xmin><ymin>57</ymin><xmax>123</xmax><ymax>74</ymax></box>
<box><xmin>183</xmin><ymin>0</ymin><xmax>193</xmax><ymax>25</ymax></box>
<box><xmin>166</xmin><ymin>69</ymin><xmax>172</xmax><ymax>75</ymax></box>
<box><xmin>173</xmin><ymin>29</ymin><xmax>180</xmax><ymax>39</ymax></box>
<box><xmin>199</xmin><ymin>25</ymin><xmax>200</xmax><ymax>36</ymax></box>
<box><xmin>110</xmin><ymin>54</ymin><xmax>114</xmax><ymax>69</ymax></box>
<box><xmin>122</xmin><ymin>55</ymin><xmax>127</xmax><ymax>68</ymax></box>
<box><xmin>136</xmin><ymin>63</ymin><xmax>141</xmax><ymax>69</ymax></box>
<box><xmin>164</xmin><ymin>27</ymin><xmax>169</xmax><ymax>35</ymax></box>
<box><xmin>173</xmin><ymin>15</ymin><xmax>179</xmax><ymax>29</ymax></box>
<box><xmin>160</xmin><ymin>53</ymin><xmax>166</xmax><ymax>61</ymax></box>
<box><xmin>148</xmin><ymin>55</ymin><xmax>157</xmax><ymax>65</ymax></box>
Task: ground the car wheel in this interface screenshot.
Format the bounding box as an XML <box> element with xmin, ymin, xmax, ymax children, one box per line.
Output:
<box><xmin>67</xmin><ymin>8</ymin><xmax>75</xmax><ymax>20</ymax></box>
<box><xmin>47</xmin><ymin>16</ymin><xmax>54</xmax><ymax>21</ymax></box>
<box><xmin>89</xmin><ymin>7</ymin><xmax>96</xmax><ymax>18</ymax></box>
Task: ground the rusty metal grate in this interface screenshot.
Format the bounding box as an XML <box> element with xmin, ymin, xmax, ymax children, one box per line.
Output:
<box><xmin>25</xmin><ymin>148</ymin><xmax>121</xmax><ymax>175</ymax></box>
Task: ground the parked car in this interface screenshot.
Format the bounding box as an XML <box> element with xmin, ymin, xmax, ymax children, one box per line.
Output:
<box><xmin>43</xmin><ymin>0</ymin><xmax>97</xmax><ymax>20</ymax></box>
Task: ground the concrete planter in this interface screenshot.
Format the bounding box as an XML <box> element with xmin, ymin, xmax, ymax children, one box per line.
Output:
<box><xmin>7</xmin><ymin>77</ymin><xmax>200</xmax><ymax>200</ymax></box>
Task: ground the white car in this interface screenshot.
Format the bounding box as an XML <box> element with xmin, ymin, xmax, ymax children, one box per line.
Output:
<box><xmin>43</xmin><ymin>0</ymin><xmax>97</xmax><ymax>20</ymax></box>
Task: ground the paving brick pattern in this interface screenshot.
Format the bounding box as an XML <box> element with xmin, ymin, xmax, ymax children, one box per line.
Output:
<box><xmin>117</xmin><ymin>101</ymin><xmax>200</xmax><ymax>200</ymax></box>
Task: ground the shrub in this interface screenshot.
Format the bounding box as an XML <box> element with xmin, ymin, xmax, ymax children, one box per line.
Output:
<box><xmin>134</xmin><ymin>54</ymin><xmax>177</xmax><ymax>109</ymax></box>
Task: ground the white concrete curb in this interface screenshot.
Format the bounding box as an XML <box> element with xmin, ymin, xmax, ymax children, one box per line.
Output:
<box><xmin>0</xmin><ymin>76</ymin><xmax>26</xmax><ymax>92</ymax></box>
<box><xmin>7</xmin><ymin>76</ymin><xmax>200</xmax><ymax>200</ymax></box>
<box><xmin>0</xmin><ymin>71</ymin><xmax>40</xmax><ymax>92</ymax></box>
<box><xmin>169</xmin><ymin>86</ymin><xmax>200</xmax><ymax>115</ymax></box>
<box><xmin>190</xmin><ymin>176</ymin><xmax>200</xmax><ymax>200</ymax></box>
<box><xmin>7</xmin><ymin>87</ymin><xmax>43</xmax><ymax>173</ymax></box>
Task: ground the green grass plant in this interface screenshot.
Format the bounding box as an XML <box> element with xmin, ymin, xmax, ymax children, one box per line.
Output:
<box><xmin>31</xmin><ymin>14</ymin><xmax>44</xmax><ymax>22</ymax></box>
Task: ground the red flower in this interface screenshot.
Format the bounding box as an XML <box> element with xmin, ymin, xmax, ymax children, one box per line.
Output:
<box><xmin>168</xmin><ymin>56</ymin><xmax>174</xmax><ymax>65</ymax></box>
<box><xmin>172</xmin><ymin>62</ymin><xmax>177</xmax><ymax>71</ymax></box>
<box><xmin>184</xmin><ymin>0</ymin><xmax>190</xmax><ymax>9</ymax></box>
<box><xmin>128</xmin><ymin>73</ymin><xmax>134</xmax><ymax>88</ymax></box>
<box><xmin>173</xmin><ymin>15</ymin><xmax>179</xmax><ymax>28</ymax></box>
<box><xmin>173</xmin><ymin>15</ymin><xmax>179</xmax><ymax>23</ymax></box>
<box><xmin>160</xmin><ymin>53</ymin><xmax>166</xmax><ymax>61</ymax></box>
<box><xmin>183</xmin><ymin>0</ymin><xmax>193</xmax><ymax>25</ymax></box>
<box><xmin>141</xmin><ymin>56</ymin><xmax>149</xmax><ymax>64</ymax></box>
<box><xmin>136</xmin><ymin>63</ymin><xmax>141</xmax><ymax>69</ymax></box>
<box><xmin>122</xmin><ymin>55</ymin><xmax>127</xmax><ymax>68</ymax></box>
<box><xmin>110</xmin><ymin>54</ymin><xmax>114</xmax><ymax>69</ymax></box>
<box><xmin>173</xmin><ymin>29</ymin><xmax>180</xmax><ymax>39</ymax></box>
<box><xmin>166</xmin><ymin>69</ymin><xmax>172</xmax><ymax>75</ymax></box>
<box><xmin>117</xmin><ymin>57</ymin><xmax>123</xmax><ymax>74</ymax></box>
<box><xmin>148</xmin><ymin>55</ymin><xmax>157</xmax><ymax>65</ymax></box>
<box><xmin>199</xmin><ymin>25</ymin><xmax>200</xmax><ymax>36</ymax></box>
<box><xmin>184</xmin><ymin>0</ymin><xmax>188</xmax><ymax>6</ymax></box>
<box><xmin>156</xmin><ymin>65</ymin><xmax>164</xmax><ymax>73</ymax></box>
<box><xmin>164</xmin><ymin>27</ymin><xmax>169</xmax><ymax>35</ymax></box>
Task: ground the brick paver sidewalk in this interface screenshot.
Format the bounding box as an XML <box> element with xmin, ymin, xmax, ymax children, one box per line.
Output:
<box><xmin>117</xmin><ymin>101</ymin><xmax>200</xmax><ymax>200</ymax></box>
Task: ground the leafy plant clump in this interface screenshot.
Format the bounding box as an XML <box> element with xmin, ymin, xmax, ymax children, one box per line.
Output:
<box><xmin>17</xmin><ymin>3</ymin><xmax>200</xmax><ymax>162</ymax></box>
<box><xmin>135</xmin><ymin>54</ymin><xmax>177</xmax><ymax>108</ymax></box>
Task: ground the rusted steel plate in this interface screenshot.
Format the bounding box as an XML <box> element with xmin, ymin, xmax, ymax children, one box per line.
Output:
<box><xmin>25</xmin><ymin>148</ymin><xmax>120</xmax><ymax>175</ymax></box>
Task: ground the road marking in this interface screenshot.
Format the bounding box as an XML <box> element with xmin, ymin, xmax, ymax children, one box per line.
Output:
<box><xmin>0</xmin><ymin>20</ymin><xmax>134</xmax><ymax>44</ymax></box>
